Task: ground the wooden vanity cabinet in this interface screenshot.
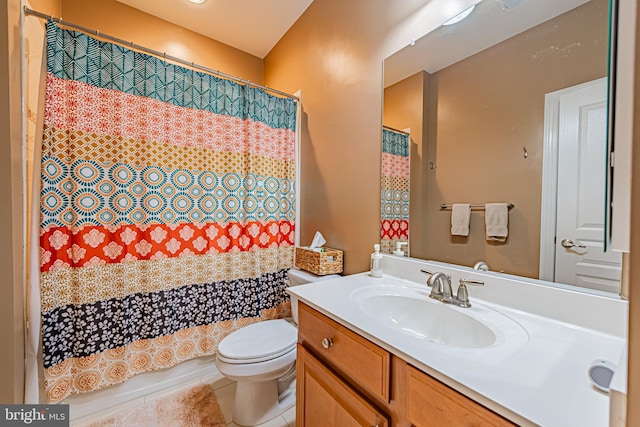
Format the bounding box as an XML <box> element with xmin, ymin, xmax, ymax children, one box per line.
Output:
<box><xmin>296</xmin><ymin>302</ymin><xmax>516</xmax><ymax>427</ymax></box>
<box><xmin>297</xmin><ymin>344</ymin><xmax>389</xmax><ymax>427</ymax></box>
<box><xmin>406</xmin><ymin>365</ymin><xmax>516</xmax><ymax>427</ymax></box>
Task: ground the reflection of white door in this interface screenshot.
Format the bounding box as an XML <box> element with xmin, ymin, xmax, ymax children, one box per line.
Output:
<box><xmin>553</xmin><ymin>79</ymin><xmax>621</xmax><ymax>292</ymax></box>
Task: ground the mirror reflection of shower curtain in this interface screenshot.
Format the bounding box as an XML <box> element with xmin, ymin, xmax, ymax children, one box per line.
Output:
<box><xmin>380</xmin><ymin>128</ymin><xmax>410</xmax><ymax>255</ymax></box>
<box><xmin>36</xmin><ymin>21</ymin><xmax>297</xmax><ymax>403</ymax></box>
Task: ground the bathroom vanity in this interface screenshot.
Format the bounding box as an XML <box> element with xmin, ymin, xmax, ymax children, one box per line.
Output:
<box><xmin>288</xmin><ymin>255</ymin><xmax>627</xmax><ymax>426</ymax></box>
<box><xmin>297</xmin><ymin>302</ymin><xmax>514</xmax><ymax>426</ymax></box>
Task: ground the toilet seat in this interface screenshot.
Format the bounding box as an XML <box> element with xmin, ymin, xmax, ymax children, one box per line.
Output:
<box><xmin>217</xmin><ymin>319</ymin><xmax>297</xmax><ymax>364</ymax></box>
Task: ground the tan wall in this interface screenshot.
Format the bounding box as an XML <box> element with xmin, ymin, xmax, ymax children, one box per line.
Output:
<box><xmin>0</xmin><ymin>0</ymin><xmax>25</xmax><ymax>404</ymax></box>
<box><xmin>264</xmin><ymin>0</ymin><xmax>396</xmax><ymax>274</ymax></box>
<box><xmin>28</xmin><ymin>0</ymin><xmax>62</xmax><ymax>16</ymax></box>
<box><xmin>390</xmin><ymin>0</ymin><xmax>607</xmax><ymax>278</ymax></box>
<box><xmin>383</xmin><ymin>71</ymin><xmax>429</xmax><ymax>259</ymax></box>
<box><xmin>60</xmin><ymin>0</ymin><xmax>263</xmax><ymax>85</ymax></box>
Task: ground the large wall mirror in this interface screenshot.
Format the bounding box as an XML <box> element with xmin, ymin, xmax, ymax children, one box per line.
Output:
<box><xmin>382</xmin><ymin>0</ymin><xmax>622</xmax><ymax>295</ymax></box>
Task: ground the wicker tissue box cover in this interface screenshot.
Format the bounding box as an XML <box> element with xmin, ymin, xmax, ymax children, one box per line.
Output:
<box><xmin>295</xmin><ymin>247</ymin><xmax>343</xmax><ymax>275</ymax></box>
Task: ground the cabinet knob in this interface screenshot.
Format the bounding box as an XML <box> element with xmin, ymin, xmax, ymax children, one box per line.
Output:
<box><xmin>321</xmin><ymin>338</ymin><xmax>333</xmax><ymax>349</ymax></box>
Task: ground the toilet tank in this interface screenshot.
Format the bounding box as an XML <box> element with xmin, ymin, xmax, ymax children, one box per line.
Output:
<box><xmin>287</xmin><ymin>268</ymin><xmax>340</xmax><ymax>324</ymax></box>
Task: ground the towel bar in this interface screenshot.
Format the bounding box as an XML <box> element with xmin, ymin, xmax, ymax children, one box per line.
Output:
<box><xmin>440</xmin><ymin>203</ymin><xmax>515</xmax><ymax>210</ymax></box>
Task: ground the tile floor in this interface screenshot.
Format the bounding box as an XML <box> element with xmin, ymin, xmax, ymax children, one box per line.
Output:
<box><xmin>72</xmin><ymin>373</ymin><xmax>296</xmax><ymax>427</ymax></box>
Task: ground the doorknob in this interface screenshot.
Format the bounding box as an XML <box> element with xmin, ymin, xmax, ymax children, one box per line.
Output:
<box><xmin>561</xmin><ymin>239</ymin><xmax>586</xmax><ymax>249</ymax></box>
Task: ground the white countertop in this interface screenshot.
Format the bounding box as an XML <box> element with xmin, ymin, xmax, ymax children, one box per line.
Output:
<box><xmin>287</xmin><ymin>255</ymin><xmax>628</xmax><ymax>427</ymax></box>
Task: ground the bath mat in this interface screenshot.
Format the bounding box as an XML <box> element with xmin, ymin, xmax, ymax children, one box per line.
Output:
<box><xmin>88</xmin><ymin>383</ymin><xmax>226</xmax><ymax>427</ymax></box>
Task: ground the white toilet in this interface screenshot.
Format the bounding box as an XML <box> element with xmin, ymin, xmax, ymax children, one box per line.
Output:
<box><xmin>215</xmin><ymin>268</ymin><xmax>340</xmax><ymax>426</ymax></box>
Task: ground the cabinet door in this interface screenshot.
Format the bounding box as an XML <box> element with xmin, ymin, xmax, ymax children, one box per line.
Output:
<box><xmin>297</xmin><ymin>302</ymin><xmax>391</xmax><ymax>402</ymax></box>
<box><xmin>406</xmin><ymin>365</ymin><xmax>515</xmax><ymax>427</ymax></box>
<box><xmin>297</xmin><ymin>344</ymin><xmax>389</xmax><ymax>427</ymax></box>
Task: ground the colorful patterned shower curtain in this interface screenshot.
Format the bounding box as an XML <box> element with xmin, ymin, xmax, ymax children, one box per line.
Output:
<box><xmin>380</xmin><ymin>128</ymin><xmax>409</xmax><ymax>254</ymax></box>
<box><xmin>39</xmin><ymin>21</ymin><xmax>297</xmax><ymax>403</ymax></box>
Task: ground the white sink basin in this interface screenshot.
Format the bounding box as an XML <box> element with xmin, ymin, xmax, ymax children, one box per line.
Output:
<box><xmin>350</xmin><ymin>284</ymin><xmax>528</xmax><ymax>349</ymax></box>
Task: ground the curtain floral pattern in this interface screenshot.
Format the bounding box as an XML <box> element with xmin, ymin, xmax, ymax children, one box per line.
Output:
<box><xmin>39</xmin><ymin>22</ymin><xmax>297</xmax><ymax>402</ymax></box>
<box><xmin>380</xmin><ymin>128</ymin><xmax>409</xmax><ymax>254</ymax></box>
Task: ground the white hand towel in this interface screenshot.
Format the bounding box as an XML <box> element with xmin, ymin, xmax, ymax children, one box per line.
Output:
<box><xmin>485</xmin><ymin>203</ymin><xmax>509</xmax><ymax>242</ymax></box>
<box><xmin>451</xmin><ymin>204</ymin><xmax>471</xmax><ymax>236</ymax></box>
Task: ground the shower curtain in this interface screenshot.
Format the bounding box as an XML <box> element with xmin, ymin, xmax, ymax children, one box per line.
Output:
<box><xmin>380</xmin><ymin>128</ymin><xmax>409</xmax><ymax>254</ymax></box>
<box><xmin>38</xmin><ymin>21</ymin><xmax>297</xmax><ymax>403</ymax></box>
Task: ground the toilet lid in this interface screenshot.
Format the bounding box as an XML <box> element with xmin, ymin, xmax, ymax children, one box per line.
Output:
<box><xmin>218</xmin><ymin>319</ymin><xmax>297</xmax><ymax>363</ymax></box>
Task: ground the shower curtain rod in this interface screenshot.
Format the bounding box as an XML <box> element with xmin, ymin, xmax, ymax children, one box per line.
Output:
<box><xmin>383</xmin><ymin>125</ymin><xmax>410</xmax><ymax>135</ymax></box>
<box><xmin>23</xmin><ymin>6</ymin><xmax>300</xmax><ymax>101</ymax></box>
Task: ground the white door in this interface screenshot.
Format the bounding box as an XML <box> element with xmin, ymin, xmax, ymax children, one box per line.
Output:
<box><xmin>554</xmin><ymin>79</ymin><xmax>621</xmax><ymax>293</ymax></box>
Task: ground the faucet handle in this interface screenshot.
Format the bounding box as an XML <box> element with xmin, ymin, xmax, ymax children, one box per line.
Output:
<box><xmin>460</xmin><ymin>278</ymin><xmax>484</xmax><ymax>286</ymax></box>
<box><xmin>456</xmin><ymin>283</ymin><xmax>471</xmax><ymax>307</ymax></box>
<box><xmin>473</xmin><ymin>261</ymin><xmax>489</xmax><ymax>271</ymax></box>
<box><xmin>455</xmin><ymin>279</ymin><xmax>484</xmax><ymax>308</ymax></box>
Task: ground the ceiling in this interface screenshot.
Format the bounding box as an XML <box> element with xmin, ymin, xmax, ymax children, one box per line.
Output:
<box><xmin>384</xmin><ymin>0</ymin><xmax>591</xmax><ymax>87</ymax></box>
<box><xmin>115</xmin><ymin>0</ymin><xmax>314</xmax><ymax>58</ymax></box>
<box><xmin>113</xmin><ymin>0</ymin><xmax>592</xmax><ymax>78</ymax></box>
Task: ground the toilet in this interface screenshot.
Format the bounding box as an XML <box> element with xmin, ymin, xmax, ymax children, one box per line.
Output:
<box><xmin>215</xmin><ymin>268</ymin><xmax>340</xmax><ymax>426</ymax></box>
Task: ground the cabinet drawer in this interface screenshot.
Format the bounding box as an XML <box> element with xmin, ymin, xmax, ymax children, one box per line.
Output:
<box><xmin>407</xmin><ymin>365</ymin><xmax>516</xmax><ymax>427</ymax></box>
<box><xmin>297</xmin><ymin>344</ymin><xmax>389</xmax><ymax>427</ymax></box>
<box><xmin>298</xmin><ymin>302</ymin><xmax>391</xmax><ymax>402</ymax></box>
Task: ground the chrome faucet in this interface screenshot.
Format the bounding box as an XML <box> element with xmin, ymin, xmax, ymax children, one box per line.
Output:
<box><xmin>420</xmin><ymin>269</ymin><xmax>452</xmax><ymax>302</ymax></box>
<box><xmin>427</xmin><ymin>271</ymin><xmax>452</xmax><ymax>301</ymax></box>
<box><xmin>420</xmin><ymin>270</ymin><xmax>484</xmax><ymax>308</ymax></box>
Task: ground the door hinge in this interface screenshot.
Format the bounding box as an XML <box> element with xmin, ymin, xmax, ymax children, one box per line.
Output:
<box><xmin>610</xmin><ymin>151</ymin><xmax>615</xmax><ymax>168</ymax></box>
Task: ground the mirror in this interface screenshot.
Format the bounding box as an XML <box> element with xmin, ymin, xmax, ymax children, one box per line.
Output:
<box><xmin>382</xmin><ymin>0</ymin><xmax>622</xmax><ymax>294</ymax></box>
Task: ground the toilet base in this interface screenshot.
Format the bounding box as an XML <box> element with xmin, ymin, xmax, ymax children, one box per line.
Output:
<box><xmin>232</xmin><ymin>375</ymin><xmax>296</xmax><ymax>426</ymax></box>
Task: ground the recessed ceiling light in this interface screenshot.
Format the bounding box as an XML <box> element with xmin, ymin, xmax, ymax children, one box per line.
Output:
<box><xmin>189</xmin><ymin>0</ymin><xmax>206</xmax><ymax>4</ymax></box>
<box><xmin>442</xmin><ymin>5</ymin><xmax>476</xmax><ymax>26</ymax></box>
